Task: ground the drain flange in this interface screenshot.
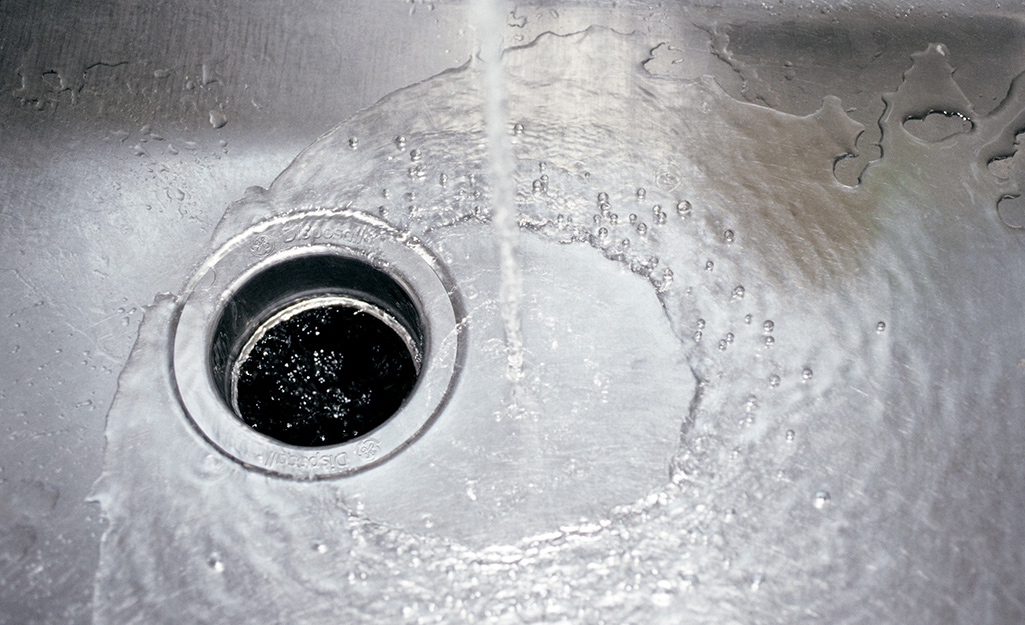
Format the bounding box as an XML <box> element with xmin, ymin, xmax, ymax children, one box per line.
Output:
<box><xmin>173</xmin><ymin>210</ymin><xmax>461</xmax><ymax>478</ymax></box>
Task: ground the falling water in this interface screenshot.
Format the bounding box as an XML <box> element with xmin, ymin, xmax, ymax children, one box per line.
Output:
<box><xmin>474</xmin><ymin>0</ymin><xmax>525</xmax><ymax>386</ymax></box>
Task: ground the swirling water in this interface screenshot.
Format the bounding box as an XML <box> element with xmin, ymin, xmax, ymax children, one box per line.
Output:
<box><xmin>92</xmin><ymin>28</ymin><xmax>1025</xmax><ymax>624</ymax></box>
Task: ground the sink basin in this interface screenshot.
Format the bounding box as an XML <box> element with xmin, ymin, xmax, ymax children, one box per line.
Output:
<box><xmin>2</xmin><ymin>2</ymin><xmax>1025</xmax><ymax>623</ymax></box>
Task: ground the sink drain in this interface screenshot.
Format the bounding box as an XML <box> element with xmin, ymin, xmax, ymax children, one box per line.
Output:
<box><xmin>173</xmin><ymin>210</ymin><xmax>461</xmax><ymax>478</ymax></box>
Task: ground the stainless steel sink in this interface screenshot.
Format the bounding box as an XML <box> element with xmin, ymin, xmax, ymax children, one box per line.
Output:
<box><xmin>3</xmin><ymin>1</ymin><xmax>1025</xmax><ymax>623</ymax></box>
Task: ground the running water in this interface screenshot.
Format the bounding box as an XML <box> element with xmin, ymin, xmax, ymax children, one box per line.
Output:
<box><xmin>475</xmin><ymin>0</ymin><xmax>525</xmax><ymax>387</ymax></box>
<box><xmin>91</xmin><ymin>27</ymin><xmax>1025</xmax><ymax>625</ymax></box>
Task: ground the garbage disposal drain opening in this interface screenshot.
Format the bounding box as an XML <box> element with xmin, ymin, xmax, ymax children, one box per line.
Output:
<box><xmin>210</xmin><ymin>254</ymin><xmax>425</xmax><ymax>448</ymax></box>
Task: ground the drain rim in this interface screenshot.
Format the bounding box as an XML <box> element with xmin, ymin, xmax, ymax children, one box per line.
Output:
<box><xmin>172</xmin><ymin>210</ymin><xmax>461</xmax><ymax>479</ymax></box>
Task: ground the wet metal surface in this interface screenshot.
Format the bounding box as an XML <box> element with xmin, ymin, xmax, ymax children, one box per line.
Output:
<box><xmin>2</xmin><ymin>2</ymin><xmax>1025</xmax><ymax>623</ymax></box>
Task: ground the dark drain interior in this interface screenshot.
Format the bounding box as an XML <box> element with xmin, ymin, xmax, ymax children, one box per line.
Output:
<box><xmin>210</xmin><ymin>254</ymin><xmax>424</xmax><ymax>447</ymax></box>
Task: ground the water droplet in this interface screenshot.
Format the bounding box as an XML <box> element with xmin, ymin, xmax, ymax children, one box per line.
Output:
<box><xmin>676</xmin><ymin>200</ymin><xmax>691</xmax><ymax>216</ymax></box>
<box><xmin>802</xmin><ymin>367</ymin><xmax>813</xmax><ymax>381</ymax></box>
<box><xmin>394</xmin><ymin>136</ymin><xmax>407</xmax><ymax>150</ymax></box>
<box><xmin>732</xmin><ymin>285</ymin><xmax>745</xmax><ymax>300</ymax></box>
<box><xmin>723</xmin><ymin>229</ymin><xmax>735</xmax><ymax>243</ymax></box>
<box><xmin>696</xmin><ymin>318</ymin><xmax>706</xmax><ymax>329</ymax></box>
<box><xmin>769</xmin><ymin>374</ymin><xmax>780</xmax><ymax>387</ymax></box>
<box><xmin>705</xmin><ymin>260</ymin><xmax>714</xmax><ymax>271</ymax></box>
<box><xmin>750</xmin><ymin>573</ymin><xmax>765</xmax><ymax>591</ymax></box>
<box><xmin>597</xmin><ymin>192</ymin><xmax>609</xmax><ymax>204</ymax></box>
<box><xmin>785</xmin><ymin>429</ymin><xmax>795</xmax><ymax>441</ymax></box>
<box><xmin>813</xmin><ymin>491</ymin><xmax>831</xmax><ymax>509</ymax></box>
<box><xmin>513</xmin><ymin>122</ymin><xmax>524</xmax><ymax>135</ymax></box>
<box><xmin>725</xmin><ymin>332</ymin><xmax>734</xmax><ymax>344</ymax></box>
<box><xmin>637</xmin><ymin>223</ymin><xmax>647</xmax><ymax>234</ymax></box>
<box><xmin>876</xmin><ymin>321</ymin><xmax>886</xmax><ymax>333</ymax></box>
<box><xmin>609</xmin><ymin>214</ymin><xmax>618</xmax><ymax>225</ymax></box>
<box><xmin>439</xmin><ymin>173</ymin><xmax>448</xmax><ymax>186</ymax></box>
<box><xmin>532</xmin><ymin>179</ymin><xmax>546</xmax><ymax>194</ymax></box>
<box><xmin>348</xmin><ymin>137</ymin><xmax>359</xmax><ymax>149</ymax></box>
<box><xmin>410</xmin><ymin>148</ymin><xmax>422</xmax><ymax>162</ymax></box>
<box><xmin>315</xmin><ymin>543</ymin><xmax>328</xmax><ymax>554</ymax></box>
<box><xmin>597</xmin><ymin>227</ymin><xmax>608</xmax><ymax>238</ymax></box>
<box><xmin>724</xmin><ymin>508</ymin><xmax>736</xmax><ymax>523</ymax></box>
<box><xmin>636</xmin><ymin>187</ymin><xmax>646</xmax><ymax>199</ymax></box>
<box><xmin>208</xmin><ymin>110</ymin><xmax>227</xmax><ymax>129</ymax></box>
<box><xmin>744</xmin><ymin>314</ymin><xmax>753</xmax><ymax>324</ymax></box>
<box><xmin>621</xmin><ymin>238</ymin><xmax>630</xmax><ymax>247</ymax></box>
<box><xmin>718</xmin><ymin>339</ymin><xmax>728</xmax><ymax>351</ymax></box>
<box><xmin>693</xmin><ymin>331</ymin><xmax>702</xmax><ymax>342</ymax></box>
<box><xmin>208</xmin><ymin>556</ymin><xmax>225</xmax><ymax>572</ymax></box>
<box><xmin>764</xmin><ymin>336</ymin><xmax>775</xmax><ymax>347</ymax></box>
<box><xmin>628</xmin><ymin>213</ymin><xmax>637</xmax><ymax>224</ymax></box>
<box><xmin>763</xmin><ymin>320</ymin><xmax>774</xmax><ymax>333</ymax></box>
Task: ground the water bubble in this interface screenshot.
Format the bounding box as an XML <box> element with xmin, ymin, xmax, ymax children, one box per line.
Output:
<box><xmin>802</xmin><ymin>367</ymin><xmax>813</xmax><ymax>381</ymax></box>
<box><xmin>676</xmin><ymin>200</ymin><xmax>691</xmax><ymax>216</ymax></box>
<box><xmin>636</xmin><ymin>187</ymin><xmax>646</xmax><ymax>199</ymax></box>
<box><xmin>693</xmin><ymin>331</ymin><xmax>703</xmax><ymax>342</ymax></box>
<box><xmin>609</xmin><ymin>214</ymin><xmax>618</xmax><ymax>225</ymax></box>
<box><xmin>726</xmin><ymin>332</ymin><xmax>734</xmax><ymax>344</ymax></box>
<box><xmin>769</xmin><ymin>374</ymin><xmax>780</xmax><ymax>387</ymax></box>
<box><xmin>597</xmin><ymin>192</ymin><xmax>609</xmax><ymax>204</ymax></box>
<box><xmin>696</xmin><ymin>319</ymin><xmax>706</xmax><ymax>329</ymax></box>
<box><xmin>876</xmin><ymin>321</ymin><xmax>886</xmax><ymax>333</ymax></box>
<box><xmin>744</xmin><ymin>314</ymin><xmax>753</xmax><ymax>324</ymax></box>
<box><xmin>785</xmin><ymin>429</ymin><xmax>795</xmax><ymax>441</ymax></box>
<box><xmin>629</xmin><ymin>213</ymin><xmax>637</xmax><ymax>224</ymax></box>
<box><xmin>763</xmin><ymin>320</ymin><xmax>774</xmax><ymax>333</ymax></box>
<box><xmin>394</xmin><ymin>136</ymin><xmax>407</xmax><ymax>150</ymax></box>
<box><xmin>723</xmin><ymin>229</ymin><xmax>735</xmax><ymax>244</ymax></box>
<box><xmin>532</xmin><ymin>179</ymin><xmax>546</xmax><ymax>194</ymax></box>
<box><xmin>599</xmin><ymin>202</ymin><xmax>611</xmax><ymax>216</ymax></box>
<box><xmin>813</xmin><ymin>491</ymin><xmax>831</xmax><ymax>509</ymax></box>
<box><xmin>513</xmin><ymin>122</ymin><xmax>524</xmax><ymax>135</ymax></box>
<box><xmin>764</xmin><ymin>336</ymin><xmax>775</xmax><ymax>347</ymax></box>
<box><xmin>637</xmin><ymin>223</ymin><xmax>647</xmax><ymax>234</ymax></box>
<box><xmin>732</xmin><ymin>285</ymin><xmax>745</xmax><ymax>300</ymax></box>
<box><xmin>348</xmin><ymin>137</ymin><xmax>358</xmax><ymax>149</ymax></box>
<box><xmin>705</xmin><ymin>260</ymin><xmax>714</xmax><ymax>271</ymax></box>
<box><xmin>718</xmin><ymin>339</ymin><xmax>728</xmax><ymax>351</ymax></box>
<box><xmin>410</xmin><ymin>148</ymin><xmax>422</xmax><ymax>162</ymax></box>
<box><xmin>621</xmin><ymin>238</ymin><xmax>630</xmax><ymax>247</ymax></box>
